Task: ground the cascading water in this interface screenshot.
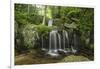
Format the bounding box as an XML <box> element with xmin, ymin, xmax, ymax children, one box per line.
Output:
<box><xmin>64</xmin><ymin>31</ymin><xmax>71</xmax><ymax>53</ymax></box>
<box><xmin>58</xmin><ymin>33</ymin><xmax>62</xmax><ymax>51</ymax></box>
<box><xmin>41</xmin><ymin>36</ymin><xmax>46</xmax><ymax>51</ymax></box>
<box><xmin>71</xmin><ymin>33</ymin><xmax>77</xmax><ymax>53</ymax></box>
<box><xmin>62</xmin><ymin>30</ymin><xmax>70</xmax><ymax>53</ymax></box>
<box><xmin>47</xmin><ymin>19</ymin><xmax>59</xmax><ymax>56</ymax></box>
<box><xmin>48</xmin><ymin>19</ymin><xmax>53</xmax><ymax>27</ymax></box>
<box><xmin>47</xmin><ymin>30</ymin><xmax>59</xmax><ymax>56</ymax></box>
<box><xmin>40</xmin><ymin>19</ymin><xmax>78</xmax><ymax>56</ymax></box>
<box><xmin>62</xmin><ymin>30</ymin><xmax>66</xmax><ymax>52</ymax></box>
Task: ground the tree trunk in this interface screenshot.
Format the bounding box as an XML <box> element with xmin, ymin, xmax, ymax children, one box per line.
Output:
<box><xmin>42</xmin><ymin>6</ymin><xmax>47</xmax><ymax>25</ymax></box>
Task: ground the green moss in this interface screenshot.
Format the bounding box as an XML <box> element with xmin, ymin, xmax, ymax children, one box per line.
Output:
<box><xmin>33</xmin><ymin>24</ymin><xmax>57</xmax><ymax>36</ymax></box>
<box><xmin>61</xmin><ymin>55</ymin><xmax>89</xmax><ymax>62</ymax></box>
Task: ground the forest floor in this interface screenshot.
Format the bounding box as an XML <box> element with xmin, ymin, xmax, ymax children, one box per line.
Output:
<box><xmin>15</xmin><ymin>50</ymin><xmax>93</xmax><ymax>65</ymax></box>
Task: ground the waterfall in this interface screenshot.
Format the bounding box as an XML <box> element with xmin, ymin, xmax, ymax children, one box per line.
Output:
<box><xmin>49</xmin><ymin>30</ymin><xmax>57</xmax><ymax>50</ymax></box>
<box><xmin>48</xmin><ymin>19</ymin><xmax>53</xmax><ymax>26</ymax></box>
<box><xmin>42</xmin><ymin>36</ymin><xmax>43</xmax><ymax>49</ymax></box>
<box><xmin>40</xmin><ymin>19</ymin><xmax>78</xmax><ymax>56</ymax></box>
<box><xmin>62</xmin><ymin>30</ymin><xmax>69</xmax><ymax>53</ymax></box>
<box><xmin>48</xmin><ymin>30</ymin><xmax>59</xmax><ymax>56</ymax></box>
<box><xmin>58</xmin><ymin>33</ymin><xmax>61</xmax><ymax>50</ymax></box>
<box><xmin>64</xmin><ymin>31</ymin><xmax>69</xmax><ymax>48</ymax></box>
<box><xmin>71</xmin><ymin>33</ymin><xmax>77</xmax><ymax>53</ymax></box>
<box><xmin>64</xmin><ymin>30</ymin><xmax>71</xmax><ymax>53</ymax></box>
<box><xmin>41</xmin><ymin>36</ymin><xmax>46</xmax><ymax>51</ymax></box>
<box><xmin>47</xmin><ymin>19</ymin><xmax>59</xmax><ymax>56</ymax></box>
<box><xmin>63</xmin><ymin>30</ymin><xmax>66</xmax><ymax>50</ymax></box>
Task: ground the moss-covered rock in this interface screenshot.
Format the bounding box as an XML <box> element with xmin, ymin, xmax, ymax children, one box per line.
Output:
<box><xmin>61</xmin><ymin>55</ymin><xmax>89</xmax><ymax>62</ymax></box>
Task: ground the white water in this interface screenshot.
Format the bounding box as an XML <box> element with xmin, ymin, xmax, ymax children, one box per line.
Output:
<box><xmin>48</xmin><ymin>19</ymin><xmax>53</xmax><ymax>26</ymax></box>
<box><xmin>48</xmin><ymin>29</ymin><xmax>59</xmax><ymax>56</ymax></box>
<box><xmin>65</xmin><ymin>30</ymin><xmax>69</xmax><ymax>48</ymax></box>
<box><xmin>40</xmin><ymin>19</ymin><xmax>77</xmax><ymax>56</ymax></box>
<box><xmin>41</xmin><ymin>36</ymin><xmax>46</xmax><ymax>51</ymax></box>
<box><xmin>71</xmin><ymin>34</ymin><xmax>77</xmax><ymax>53</ymax></box>
<box><xmin>58</xmin><ymin>33</ymin><xmax>61</xmax><ymax>50</ymax></box>
<box><xmin>47</xmin><ymin>19</ymin><xmax>59</xmax><ymax>56</ymax></box>
<box><xmin>63</xmin><ymin>30</ymin><xmax>66</xmax><ymax>50</ymax></box>
<box><xmin>62</xmin><ymin>30</ymin><xmax>68</xmax><ymax>53</ymax></box>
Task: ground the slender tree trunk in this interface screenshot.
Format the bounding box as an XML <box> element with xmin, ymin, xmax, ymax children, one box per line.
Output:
<box><xmin>42</xmin><ymin>6</ymin><xmax>47</xmax><ymax>25</ymax></box>
<box><xmin>58</xmin><ymin>6</ymin><xmax>61</xmax><ymax>18</ymax></box>
<box><xmin>27</xmin><ymin>4</ymin><xmax>30</xmax><ymax>24</ymax></box>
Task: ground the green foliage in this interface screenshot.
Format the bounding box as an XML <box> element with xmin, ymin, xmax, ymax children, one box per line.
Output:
<box><xmin>15</xmin><ymin>4</ymin><xmax>94</xmax><ymax>53</ymax></box>
<box><xmin>33</xmin><ymin>24</ymin><xmax>56</xmax><ymax>36</ymax></box>
<box><xmin>22</xmin><ymin>24</ymin><xmax>37</xmax><ymax>49</ymax></box>
<box><xmin>15</xmin><ymin>12</ymin><xmax>28</xmax><ymax>26</ymax></box>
